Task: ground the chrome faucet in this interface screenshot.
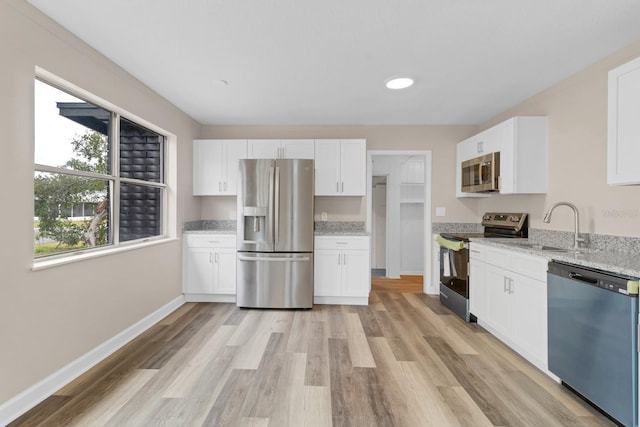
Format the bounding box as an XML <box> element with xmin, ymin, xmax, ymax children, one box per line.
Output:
<box><xmin>543</xmin><ymin>202</ymin><xmax>584</xmax><ymax>250</ymax></box>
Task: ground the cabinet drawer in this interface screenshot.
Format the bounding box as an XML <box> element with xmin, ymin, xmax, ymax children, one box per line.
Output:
<box><xmin>185</xmin><ymin>234</ymin><xmax>236</xmax><ymax>248</ymax></box>
<box><xmin>512</xmin><ymin>252</ymin><xmax>547</xmax><ymax>282</ymax></box>
<box><xmin>314</xmin><ymin>236</ymin><xmax>369</xmax><ymax>250</ymax></box>
<box><xmin>469</xmin><ymin>242</ymin><xmax>485</xmax><ymax>261</ymax></box>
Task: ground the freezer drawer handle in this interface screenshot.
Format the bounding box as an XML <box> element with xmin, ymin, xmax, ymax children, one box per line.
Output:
<box><xmin>238</xmin><ymin>255</ymin><xmax>311</xmax><ymax>262</ymax></box>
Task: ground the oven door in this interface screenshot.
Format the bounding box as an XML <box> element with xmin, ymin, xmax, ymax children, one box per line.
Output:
<box><xmin>439</xmin><ymin>244</ymin><xmax>469</xmax><ymax>298</ymax></box>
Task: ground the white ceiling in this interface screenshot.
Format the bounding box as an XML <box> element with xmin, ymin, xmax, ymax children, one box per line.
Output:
<box><xmin>27</xmin><ymin>0</ymin><xmax>640</xmax><ymax>126</ymax></box>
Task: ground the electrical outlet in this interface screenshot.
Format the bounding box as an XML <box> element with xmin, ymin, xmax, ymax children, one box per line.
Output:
<box><xmin>435</xmin><ymin>207</ymin><xmax>446</xmax><ymax>217</ymax></box>
<box><xmin>321</xmin><ymin>212</ymin><xmax>328</xmax><ymax>221</ymax></box>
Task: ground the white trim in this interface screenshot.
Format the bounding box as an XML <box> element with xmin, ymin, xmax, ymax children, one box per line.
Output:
<box><xmin>32</xmin><ymin>237</ymin><xmax>179</xmax><ymax>271</ymax></box>
<box><xmin>366</xmin><ymin>150</ymin><xmax>435</xmax><ymax>295</ymax></box>
<box><xmin>0</xmin><ymin>295</ymin><xmax>185</xmax><ymax>426</ymax></box>
<box><xmin>184</xmin><ymin>294</ymin><xmax>236</xmax><ymax>303</ymax></box>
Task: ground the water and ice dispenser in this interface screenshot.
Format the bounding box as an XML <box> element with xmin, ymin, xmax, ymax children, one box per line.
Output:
<box><xmin>242</xmin><ymin>206</ymin><xmax>267</xmax><ymax>244</ymax></box>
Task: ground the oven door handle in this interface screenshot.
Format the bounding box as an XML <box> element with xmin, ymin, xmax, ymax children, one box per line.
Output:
<box><xmin>437</xmin><ymin>235</ymin><xmax>467</xmax><ymax>251</ymax></box>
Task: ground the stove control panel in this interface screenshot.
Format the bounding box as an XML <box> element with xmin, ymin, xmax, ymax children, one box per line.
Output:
<box><xmin>481</xmin><ymin>212</ymin><xmax>528</xmax><ymax>232</ymax></box>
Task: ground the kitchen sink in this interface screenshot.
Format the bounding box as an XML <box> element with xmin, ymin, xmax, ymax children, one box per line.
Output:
<box><xmin>510</xmin><ymin>242</ymin><xmax>598</xmax><ymax>255</ymax></box>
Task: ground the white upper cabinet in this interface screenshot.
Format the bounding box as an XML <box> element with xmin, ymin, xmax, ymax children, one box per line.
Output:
<box><xmin>247</xmin><ymin>139</ymin><xmax>314</xmax><ymax>159</ymax></box>
<box><xmin>608</xmin><ymin>55</ymin><xmax>640</xmax><ymax>185</ymax></box>
<box><xmin>496</xmin><ymin>116</ymin><xmax>548</xmax><ymax>194</ymax></box>
<box><xmin>315</xmin><ymin>139</ymin><xmax>366</xmax><ymax>196</ymax></box>
<box><xmin>455</xmin><ymin>116</ymin><xmax>547</xmax><ymax>197</ymax></box>
<box><xmin>193</xmin><ymin>139</ymin><xmax>247</xmax><ymax>196</ymax></box>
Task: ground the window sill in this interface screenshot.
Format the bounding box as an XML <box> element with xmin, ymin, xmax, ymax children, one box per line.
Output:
<box><xmin>32</xmin><ymin>236</ymin><xmax>179</xmax><ymax>271</ymax></box>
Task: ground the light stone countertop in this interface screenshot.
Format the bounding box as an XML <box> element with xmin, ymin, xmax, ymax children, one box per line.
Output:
<box><xmin>314</xmin><ymin>230</ymin><xmax>370</xmax><ymax>236</ymax></box>
<box><xmin>471</xmin><ymin>238</ymin><xmax>640</xmax><ymax>278</ymax></box>
<box><xmin>183</xmin><ymin>229</ymin><xmax>236</xmax><ymax>235</ymax></box>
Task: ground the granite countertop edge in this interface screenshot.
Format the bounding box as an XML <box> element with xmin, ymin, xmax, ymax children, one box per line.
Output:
<box><xmin>314</xmin><ymin>231</ymin><xmax>370</xmax><ymax>236</ymax></box>
<box><xmin>183</xmin><ymin>229</ymin><xmax>236</xmax><ymax>235</ymax></box>
<box><xmin>184</xmin><ymin>229</ymin><xmax>369</xmax><ymax>236</ymax></box>
<box><xmin>470</xmin><ymin>238</ymin><xmax>640</xmax><ymax>278</ymax></box>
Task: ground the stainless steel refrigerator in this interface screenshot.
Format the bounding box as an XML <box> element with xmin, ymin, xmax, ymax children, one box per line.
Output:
<box><xmin>236</xmin><ymin>159</ymin><xmax>314</xmax><ymax>308</ymax></box>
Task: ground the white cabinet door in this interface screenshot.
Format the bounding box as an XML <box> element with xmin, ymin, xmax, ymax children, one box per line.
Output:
<box><xmin>314</xmin><ymin>250</ymin><xmax>342</xmax><ymax>297</ymax></box>
<box><xmin>314</xmin><ymin>139</ymin><xmax>366</xmax><ymax>196</ymax></box>
<box><xmin>497</xmin><ymin>117</ymin><xmax>547</xmax><ymax>194</ymax></box>
<box><xmin>512</xmin><ymin>272</ymin><xmax>547</xmax><ymax>367</ymax></box>
<box><xmin>608</xmin><ymin>55</ymin><xmax>640</xmax><ymax>185</ymax></box>
<box><xmin>484</xmin><ymin>264</ymin><xmax>512</xmax><ymax>339</ymax></box>
<box><xmin>469</xmin><ymin>258</ymin><xmax>486</xmax><ymax>320</ymax></box>
<box><xmin>339</xmin><ymin>140</ymin><xmax>366</xmax><ymax>196</ymax></box>
<box><xmin>184</xmin><ymin>247</ymin><xmax>215</xmax><ymax>294</ymax></box>
<box><xmin>315</xmin><ymin>140</ymin><xmax>341</xmax><ymax>195</ymax></box>
<box><xmin>247</xmin><ymin>139</ymin><xmax>315</xmax><ymax>159</ymax></box>
<box><xmin>214</xmin><ymin>248</ymin><xmax>237</xmax><ymax>294</ymax></box>
<box><xmin>247</xmin><ymin>139</ymin><xmax>281</xmax><ymax>159</ymax></box>
<box><xmin>341</xmin><ymin>250</ymin><xmax>370</xmax><ymax>297</ymax></box>
<box><xmin>193</xmin><ymin>139</ymin><xmax>247</xmax><ymax>195</ymax></box>
<box><xmin>282</xmin><ymin>140</ymin><xmax>314</xmax><ymax>159</ymax></box>
<box><xmin>223</xmin><ymin>141</ymin><xmax>248</xmax><ymax>195</ymax></box>
<box><xmin>193</xmin><ymin>140</ymin><xmax>224</xmax><ymax>195</ymax></box>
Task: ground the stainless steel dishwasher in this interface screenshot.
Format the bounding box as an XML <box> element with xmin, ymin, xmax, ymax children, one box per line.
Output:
<box><xmin>548</xmin><ymin>261</ymin><xmax>639</xmax><ymax>427</ymax></box>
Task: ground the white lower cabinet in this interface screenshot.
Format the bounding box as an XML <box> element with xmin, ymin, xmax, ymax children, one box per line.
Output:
<box><xmin>470</xmin><ymin>242</ymin><xmax>549</xmax><ymax>374</ymax></box>
<box><xmin>183</xmin><ymin>234</ymin><xmax>236</xmax><ymax>302</ymax></box>
<box><xmin>314</xmin><ymin>235</ymin><xmax>370</xmax><ymax>305</ymax></box>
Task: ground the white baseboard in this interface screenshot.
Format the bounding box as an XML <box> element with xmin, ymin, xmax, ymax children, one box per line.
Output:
<box><xmin>0</xmin><ymin>295</ymin><xmax>185</xmax><ymax>426</ymax></box>
<box><xmin>184</xmin><ymin>293</ymin><xmax>236</xmax><ymax>303</ymax></box>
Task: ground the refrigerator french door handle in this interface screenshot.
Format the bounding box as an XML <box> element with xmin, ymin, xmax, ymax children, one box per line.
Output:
<box><xmin>268</xmin><ymin>165</ymin><xmax>275</xmax><ymax>247</ymax></box>
<box><xmin>274</xmin><ymin>166</ymin><xmax>280</xmax><ymax>246</ymax></box>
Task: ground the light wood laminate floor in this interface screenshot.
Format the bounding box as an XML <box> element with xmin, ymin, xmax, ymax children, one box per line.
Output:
<box><xmin>12</xmin><ymin>292</ymin><xmax>616</xmax><ymax>426</ymax></box>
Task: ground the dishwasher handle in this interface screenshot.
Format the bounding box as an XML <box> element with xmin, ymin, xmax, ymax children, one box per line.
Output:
<box><xmin>569</xmin><ymin>272</ymin><xmax>598</xmax><ymax>285</ymax></box>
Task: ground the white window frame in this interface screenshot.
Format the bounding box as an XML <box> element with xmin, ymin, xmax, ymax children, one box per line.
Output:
<box><xmin>33</xmin><ymin>68</ymin><xmax>177</xmax><ymax>270</ymax></box>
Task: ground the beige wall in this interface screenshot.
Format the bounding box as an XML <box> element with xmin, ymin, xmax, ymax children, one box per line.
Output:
<box><xmin>198</xmin><ymin>125</ymin><xmax>479</xmax><ymax>223</ymax></box>
<box><xmin>478</xmin><ymin>40</ymin><xmax>640</xmax><ymax>237</ymax></box>
<box><xmin>0</xmin><ymin>0</ymin><xmax>200</xmax><ymax>404</ymax></box>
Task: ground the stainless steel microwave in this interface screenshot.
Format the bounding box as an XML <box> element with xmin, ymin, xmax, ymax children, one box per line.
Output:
<box><xmin>461</xmin><ymin>152</ymin><xmax>500</xmax><ymax>193</ymax></box>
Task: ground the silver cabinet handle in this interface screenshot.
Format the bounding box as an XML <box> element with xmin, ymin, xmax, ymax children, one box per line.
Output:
<box><xmin>341</xmin><ymin>182</ymin><xmax>344</xmax><ymax>192</ymax></box>
<box><xmin>218</xmin><ymin>182</ymin><xmax>222</xmax><ymax>192</ymax></box>
<box><xmin>209</xmin><ymin>252</ymin><xmax>213</xmax><ymax>263</ymax></box>
<box><xmin>224</xmin><ymin>181</ymin><xmax>227</xmax><ymax>191</ymax></box>
<box><xmin>338</xmin><ymin>254</ymin><xmax>341</xmax><ymax>265</ymax></box>
<box><xmin>336</xmin><ymin>182</ymin><xmax>339</xmax><ymax>193</ymax></box>
<box><xmin>503</xmin><ymin>277</ymin><xmax>508</xmax><ymax>292</ymax></box>
<box><xmin>343</xmin><ymin>254</ymin><xmax>347</xmax><ymax>265</ymax></box>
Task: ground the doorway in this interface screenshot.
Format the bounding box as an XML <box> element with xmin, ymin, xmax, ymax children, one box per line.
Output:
<box><xmin>371</xmin><ymin>175</ymin><xmax>387</xmax><ymax>277</ymax></box>
<box><xmin>366</xmin><ymin>150</ymin><xmax>434</xmax><ymax>294</ymax></box>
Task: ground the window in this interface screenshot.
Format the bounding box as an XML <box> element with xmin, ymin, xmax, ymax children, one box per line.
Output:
<box><xmin>34</xmin><ymin>77</ymin><xmax>167</xmax><ymax>259</ymax></box>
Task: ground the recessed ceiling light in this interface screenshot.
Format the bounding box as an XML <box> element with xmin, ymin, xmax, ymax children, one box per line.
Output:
<box><xmin>385</xmin><ymin>77</ymin><xmax>414</xmax><ymax>90</ymax></box>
